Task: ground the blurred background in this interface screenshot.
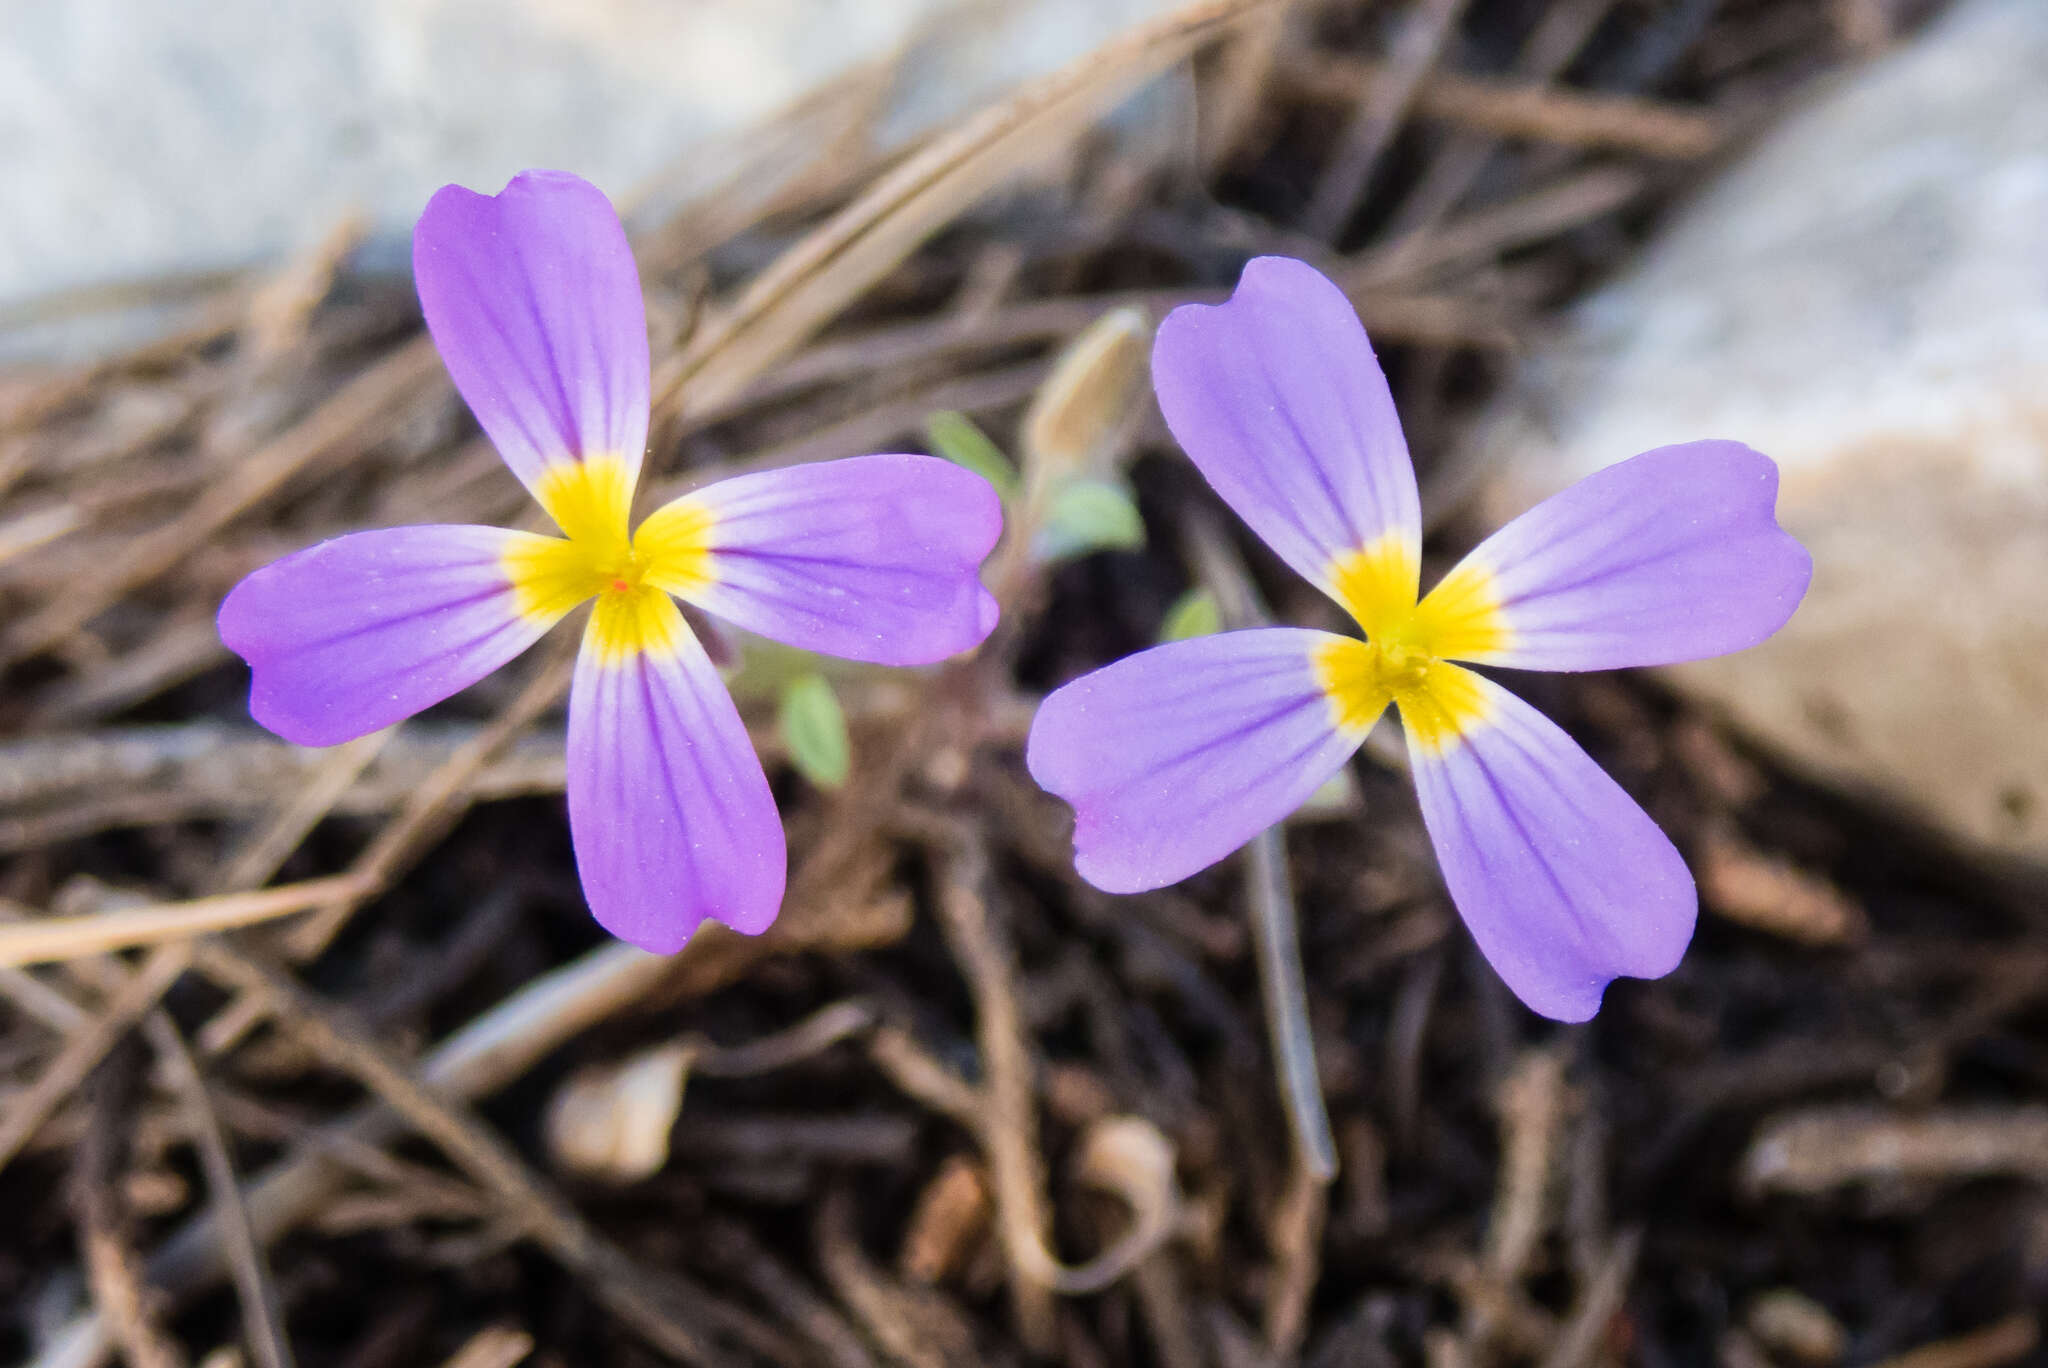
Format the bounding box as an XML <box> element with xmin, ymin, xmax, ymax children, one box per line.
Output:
<box><xmin>2</xmin><ymin>2</ymin><xmax>2045</xmax><ymax>1366</ymax></box>
<box><xmin>0</xmin><ymin>0</ymin><xmax>1183</xmax><ymax>357</ymax></box>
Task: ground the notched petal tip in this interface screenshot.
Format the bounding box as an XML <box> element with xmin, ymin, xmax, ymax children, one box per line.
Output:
<box><xmin>1640</xmin><ymin>438</ymin><xmax>1816</xmax><ymax>652</ymax></box>
<box><xmin>1150</xmin><ymin>255</ymin><xmax>1421</xmax><ymax>601</ymax></box>
<box><xmin>1025</xmin><ymin>629</ymin><xmax>1367</xmax><ymax>896</ymax></box>
<box><xmin>218</xmin><ymin>580</ymin><xmax>353</xmax><ymax>750</ymax></box>
<box><xmin>417</xmin><ymin>167</ymin><xmax>615</xmax><ymax>232</ymax></box>
<box><xmin>1528</xmin><ymin>976</ymin><xmax>1615</xmax><ymax>1027</ymax></box>
<box><xmin>1406</xmin><ymin>673</ymin><xmax>1698</xmax><ymax>1022</ymax></box>
<box><xmin>217</xmin><ymin>526</ymin><xmax>551</xmax><ymax>750</ymax></box>
<box><xmin>1236</xmin><ymin>253</ymin><xmax>1356</xmax><ymax>307</ymax></box>
<box><xmin>414</xmin><ymin>167</ymin><xmax>650</xmax><ymax>495</ymax></box>
<box><xmin>1451</xmin><ymin>438</ymin><xmax>1816</xmax><ymax>673</ymax></box>
<box><xmin>1518</xmin><ymin>903</ymin><xmax>1696</xmax><ymax>1023</ymax></box>
<box><xmin>1746</xmin><ymin>447</ymin><xmax>1814</xmax><ymax>613</ymax></box>
<box><xmin>1156</xmin><ymin>255</ymin><xmax>1349</xmax><ymax>336</ymax></box>
<box><xmin>953</xmin><ymin>455</ymin><xmax>1008</xmax><ymax>552</ymax></box>
<box><xmin>244</xmin><ymin>688</ymin><xmax>355</xmax><ymax>751</ymax></box>
<box><xmin>1024</xmin><ymin>711</ymin><xmax>1180</xmax><ymax>896</ymax></box>
<box><xmin>1485</xmin><ymin>870</ymin><xmax>1699</xmax><ymax>1024</ymax></box>
<box><xmin>679</xmin><ymin>454</ymin><xmax>1006</xmax><ymax>667</ymax></box>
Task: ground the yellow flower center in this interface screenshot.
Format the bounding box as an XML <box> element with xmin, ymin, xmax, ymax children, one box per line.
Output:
<box><xmin>1311</xmin><ymin>533</ymin><xmax>1513</xmax><ymax>751</ymax></box>
<box><xmin>501</xmin><ymin>455</ymin><xmax>718</xmax><ymax>664</ymax></box>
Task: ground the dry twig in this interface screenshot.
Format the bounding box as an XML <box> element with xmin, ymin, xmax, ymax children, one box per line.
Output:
<box><xmin>142</xmin><ymin>1013</ymin><xmax>296</xmax><ymax>1368</ymax></box>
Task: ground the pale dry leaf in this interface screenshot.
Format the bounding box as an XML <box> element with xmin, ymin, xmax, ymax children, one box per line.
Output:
<box><xmin>1699</xmin><ymin>829</ymin><xmax>1865</xmax><ymax>947</ymax></box>
<box><xmin>436</xmin><ymin>1325</ymin><xmax>536</xmax><ymax>1368</ymax></box>
<box><xmin>1741</xmin><ymin>1106</ymin><xmax>2048</xmax><ymax>1197</ymax></box>
<box><xmin>899</xmin><ymin>1153</ymin><xmax>994</xmax><ymax>1285</ymax></box>
<box><xmin>1746</xmin><ymin>1288</ymin><xmax>1848</xmax><ymax>1366</ymax></box>
<box><xmin>543</xmin><ymin>1041</ymin><xmax>695</xmax><ymax>1184</ymax></box>
<box><xmin>1020</xmin><ymin>304</ymin><xmax>1150</xmax><ymax>484</ymax></box>
<box><xmin>1038</xmin><ymin>1113</ymin><xmax>1181</xmax><ymax>1296</ymax></box>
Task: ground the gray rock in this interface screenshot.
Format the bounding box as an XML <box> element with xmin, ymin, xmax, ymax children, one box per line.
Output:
<box><xmin>0</xmin><ymin>0</ymin><xmax>1181</xmax><ymax>355</ymax></box>
<box><xmin>1466</xmin><ymin>0</ymin><xmax>2048</xmax><ymax>863</ymax></box>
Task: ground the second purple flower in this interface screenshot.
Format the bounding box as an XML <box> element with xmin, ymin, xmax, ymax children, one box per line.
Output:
<box><xmin>220</xmin><ymin>171</ymin><xmax>1002</xmax><ymax>952</ymax></box>
<box><xmin>1026</xmin><ymin>257</ymin><xmax>1811</xmax><ymax>1021</ymax></box>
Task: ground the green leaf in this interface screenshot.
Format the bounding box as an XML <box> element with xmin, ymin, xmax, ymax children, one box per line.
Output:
<box><xmin>719</xmin><ymin>637</ymin><xmax>827</xmax><ymax>704</ymax></box>
<box><xmin>1158</xmin><ymin>587</ymin><xmax>1222</xmax><ymax>641</ymax></box>
<box><xmin>923</xmin><ymin>410</ymin><xmax>1020</xmax><ymax>499</ymax></box>
<box><xmin>1034</xmin><ymin>478</ymin><xmax>1145</xmax><ymax>563</ymax></box>
<box><xmin>778</xmin><ymin>673</ymin><xmax>851</xmax><ymax>790</ymax></box>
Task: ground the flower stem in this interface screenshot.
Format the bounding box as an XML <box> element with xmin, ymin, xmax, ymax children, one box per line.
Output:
<box><xmin>1246</xmin><ymin>823</ymin><xmax>1339</xmax><ymax>1181</ymax></box>
<box><xmin>1183</xmin><ymin>506</ymin><xmax>1338</xmax><ymax>1182</ymax></box>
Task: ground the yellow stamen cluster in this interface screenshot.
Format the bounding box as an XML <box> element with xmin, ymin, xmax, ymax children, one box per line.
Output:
<box><xmin>502</xmin><ymin>456</ymin><xmax>717</xmax><ymax>665</ymax></box>
<box><xmin>1311</xmin><ymin>535</ymin><xmax>1511</xmax><ymax>752</ymax></box>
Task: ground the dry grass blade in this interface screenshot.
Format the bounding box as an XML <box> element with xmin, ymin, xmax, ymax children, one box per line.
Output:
<box><xmin>1198</xmin><ymin>0</ymin><xmax>1296</xmax><ymax>175</ymax></box>
<box><xmin>1698</xmin><ymin>827</ymin><xmax>1865</xmax><ymax>945</ymax></box>
<box><xmin>0</xmin><ymin>963</ymin><xmax>91</xmax><ymax>1032</ymax></box>
<box><xmin>932</xmin><ymin>844</ymin><xmax>1058</xmax><ymax>1353</ymax></box>
<box><xmin>126</xmin><ymin>874</ymin><xmax>905</xmax><ymax>1360</ymax></box>
<box><xmin>0</xmin><ymin>721</ymin><xmax>567</xmax><ymax>844</ymax></box>
<box><xmin>0</xmin><ymin>502</ymin><xmax>83</xmax><ymax>568</ymax></box>
<box><xmin>817</xmin><ymin>1186</ymin><xmax>981</xmax><ymax>1368</ymax></box>
<box><xmin>138</xmin><ymin>941</ymin><xmax>679</xmax><ymax>1320</ymax></box>
<box><xmin>189</xmin><ymin>942</ymin><xmax>725</xmax><ymax>1366</ymax></box>
<box><xmin>283</xmin><ymin>642</ymin><xmax>577</xmax><ymax>959</ymax></box>
<box><xmin>29</xmin><ymin>613</ymin><xmax>228</xmax><ymax>729</ymax></box>
<box><xmin>699</xmin><ymin>1217</ymin><xmax>878</xmax><ymax>1368</ymax></box>
<box><xmin>143</xmin><ymin>1013</ymin><xmax>297</xmax><ymax>1368</ymax></box>
<box><xmin>1536</xmin><ymin>1227</ymin><xmax>1640</xmax><ymax>1368</ymax></box>
<box><xmin>631</xmin><ymin>57</ymin><xmax>900</xmax><ymax>274</ymax></box>
<box><xmin>1487</xmin><ymin>1048</ymin><xmax>1570</xmax><ymax>1282</ymax></box>
<box><xmin>656</xmin><ymin>0</ymin><xmax>1282</xmax><ymax>416</ymax></box>
<box><xmin>1349</xmin><ymin>166</ymin><xmax>1648</xmax><ymax>288</ymax></box>
<box><xmin>216</xmin><ymin>729</ymin><xmax>394</xmax><ymax>893</ymax></box>
<box><xmin>0</xmin><ymin>942</ymin><xmax>193</xmax><ymax>1174</ymax></box>
<box><xmin>3</xmin><ymin>338</ymin><xmax>440</xmax><ymax>666</ymax></box>
<box><xmin>72</xmin><ymin>1045</ymin><xmax>182</xmax><ymax>1368</ymax></box>
<box><xmin>1379</xmin><ymin>0</ymin><xmax>1619</xmax><ymax>243</ymax></box>
<box><xmin>868</xmin><ymin>1025</ymin><xmax>985</xmax><ymax>1129</ymax></box>
<box><xmin>1302</xmin><ymin>0</ymin><xmax>1472</xmax><ymax>240</ymax></box>
<box><xmin>0</xmin><ymin>875</ymin><xmax>364</xmax><ymax>968</ymax></box>
<box><xmin>1741</xmin><ymin>1107</ymin><xmax>2048</xmax><ymax>1195</ymax></box>
<box><xmin>1294</xmin><ymin>54</ymin><xmax>1723</xmax><ymax>159</ymax></box>
<box><xmin>1265</xmin><ymin>1155</ymin><xmax>1329</xmax><ymax>1355</ymax></box>
<box><xmin>435</xmin><ymin>1326</ymin><xmax>536</xmax><ymax>1368</ymax></box>
<box><xmin>689</xmin><ymin>998</ymin><xmax>877</xmax><ymax>1077</ymax></box>
<box><xmin>1867</xmin><ymin>1316</ymin><xmax>2039</xmax><ymax>1368</ymax></box>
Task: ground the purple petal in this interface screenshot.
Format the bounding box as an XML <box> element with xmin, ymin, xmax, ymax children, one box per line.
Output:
<box><xmin>1026</xmin><ymin>629</ymin><xmax>1370</xmax><ymax>894</ymax></box>
<box><xmin>218</xmin><ymin>525</ymin><xmax>558</xmax><ymax>747</ymax></box>
<box><xmin>649</xmin><ymin>454</ymin><xmax>1003</xmax><ymax>666</ymax></box>
<box><xmin>1405</xmin><ymin>669</ymin><xmax>1696</xmax><ymax>1021</ymax></box>
<box><xmin>1439</xmin><ymin>440</ymin><xmax>1811</xmax><ymax>672</ymax></box>
<box><xmin>1152</xmin><ymin>256</ymin><xmax>1422</xmax><ymax>603</ymax></box>
<box><xmin>567</xmin><ymin>596</ymin><xmax>784</xmax><ymax>952</ymax></box>
<box><xmin>414</xmin><ymin>170</ymin><xmax>650</xmax><ymax>498</ymax></box>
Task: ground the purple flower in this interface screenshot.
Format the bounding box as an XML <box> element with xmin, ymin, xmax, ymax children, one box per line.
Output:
<box><xmin>1025</xmin><ymin>257</ymin><xmax>1810</xmax><ymax>1021</ymax></box>
<box><xmin>219</xmin><ymin>171</ymin><xmax>1002</xmax><ymax>952</ymax></box>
